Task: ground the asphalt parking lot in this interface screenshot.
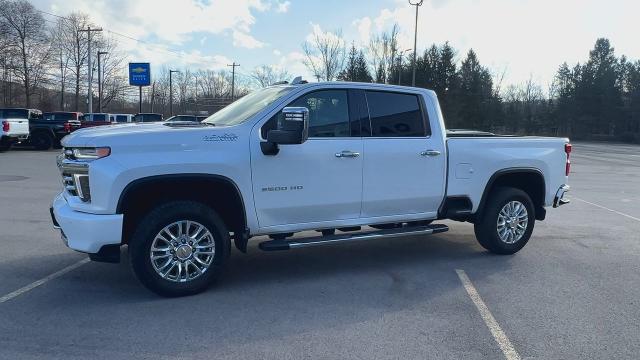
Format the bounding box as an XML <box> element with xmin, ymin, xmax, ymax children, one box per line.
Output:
<box><xmin>1</xmin><ymin>142</ymin><xmax>639</xmax><ymax>359</ymax></box>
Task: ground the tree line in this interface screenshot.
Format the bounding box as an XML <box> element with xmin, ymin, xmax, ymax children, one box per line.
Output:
<box><xmin>303</xmin><ymin>28</ymin><xmax>640</xmax><ymax>142</ymax></box>
<box><xmin>1</xmin><ymin>0</ymin><xmax>639</xmax><ymax>142</ymax></box>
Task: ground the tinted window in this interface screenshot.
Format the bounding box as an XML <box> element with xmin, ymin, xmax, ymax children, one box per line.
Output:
<box><xmin>265</xmin><ymin>90</ymin><xmax>351</xmax><ymax>138</ymax></box>
<box><xmin>116</xmin><ymin>115</ymin><xmax>128</xmax><ymax>123</ymax></box>
<box><xmin>365</xmin><ymin>91</ymin><xmax>426</xmax><ymax>137</ymax></box>
<box><xmin>93</xmin><ymin>114</ymin><xmax>107</xmax><ymax>121</ymax></box>
<box><xmin>44</xmin><ymin>112</ymin><xmax>77</xmax><ymax>121</ymax></box>
<box><xmin>1</xmin><ymin>109</ymin><xmax>28</xmax><ymax>119</ymax></box>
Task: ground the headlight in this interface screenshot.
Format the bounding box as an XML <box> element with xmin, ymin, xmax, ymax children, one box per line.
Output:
<box><xmin>71</xmin><ymin>147</ymin><xmax>111</xmax><ymax>160</ymax></box>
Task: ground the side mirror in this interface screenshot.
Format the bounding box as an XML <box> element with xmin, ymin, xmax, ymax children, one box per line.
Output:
<box><xmin>267</xmin><ymin>107</ymin><xmax>309</xmax><ymax>145</ymax></box>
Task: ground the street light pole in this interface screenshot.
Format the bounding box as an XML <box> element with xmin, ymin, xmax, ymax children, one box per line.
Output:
<box><xmin>97</xmin><ymin>51</ymin><xmax>108</xmax><ymax>113</ymax></box>
<box><xmin>169</xmin><ymin>69</ymin><xmax>179</xmax><ymax>116</ymax></box>
<box><xmin>227</xmin><ymin>62</ymin><xmax>239</xmax><ymax>101</ymax></box>
<box><xmin>409</xmin><ymin>0</ymin><xmax>424</xmax><ymax>87</ymax></box>
<box><xmin>398</xmin><ymin>48</ymin><xmax>412</xmax><ymax>85</ymax></box>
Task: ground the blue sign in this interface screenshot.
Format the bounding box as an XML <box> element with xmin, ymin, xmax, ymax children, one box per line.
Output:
<box><xmin>129</xmin><ymin>63</ymin><xmax>151</xmax><ymax>86</ymax></box>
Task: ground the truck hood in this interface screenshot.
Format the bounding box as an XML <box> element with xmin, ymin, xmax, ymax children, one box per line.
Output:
<box><xmin>61</xmin><ymin>122</ymin><xmax>235</xmax><ymax>149</ymax></box>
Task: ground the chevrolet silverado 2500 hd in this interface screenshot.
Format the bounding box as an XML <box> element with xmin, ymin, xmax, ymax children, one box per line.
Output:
<box><xmin>51</xmin><ymin>81</ymin><xmax>571</xmax><ymax>296</ymax></box>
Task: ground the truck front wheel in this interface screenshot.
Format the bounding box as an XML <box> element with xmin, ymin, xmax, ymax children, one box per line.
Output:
<box><xmin>474</xmin><ymin>187</ymin><xmax>535</xmax><ymax>255</ymax></box>
<box><xmin>129</xmin><ymin>201</ymin><xmax>231</xmax><ymax>297</ymax></box>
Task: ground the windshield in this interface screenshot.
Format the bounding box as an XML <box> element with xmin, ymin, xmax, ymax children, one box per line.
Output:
<box><xmin>203</xmin><ymin>86</ymin><xmax>293</xmax><ymax>126</ymax></box>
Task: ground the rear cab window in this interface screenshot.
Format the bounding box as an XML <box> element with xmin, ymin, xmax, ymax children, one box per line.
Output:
<box><xmin>0</xmin><ymin>109</ymin><xmax>29</xmax><ymax>119</ymax></box>
<box><xmin>364</xmin><ymin>91</ymin><xmax>429</xmax><ymax>137</ymax></box>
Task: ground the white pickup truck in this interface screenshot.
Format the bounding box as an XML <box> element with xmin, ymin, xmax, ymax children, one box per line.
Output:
<box><xmin>51</xmin><ymin>81</ymin><xmax>571</xmax><ymax>296</ymax></box>
<box><xmin>0</xmin><ymin>108</ymin><xmax>35</xmax><ymax>151</ymax></box>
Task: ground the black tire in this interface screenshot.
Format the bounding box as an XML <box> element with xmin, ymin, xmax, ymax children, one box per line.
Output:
<box><xmin>473</xmin><ymin>187</ymin><xmax>535</xmax><ymax>255</ymax></box>
<box><xmin>129</xmin><ymin>201</ymin><xmax>231</xmax><ymax>297</ymax></box>
<box><xmin>31</xmin><ymin>132</ymin><xmax>53</xmax><ymax>150</ymax></box>
<box><xmin>0</xmin><ymin>142</ymin><xmax>10</xmax><ymax>152</ymax></box>
<box><xmin>53</xmin><ymin>139</ymin><xmax>63</xmax><ymax>149</ymax></box>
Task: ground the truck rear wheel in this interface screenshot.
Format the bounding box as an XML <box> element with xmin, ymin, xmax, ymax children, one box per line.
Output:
<box><xmin>474</xmin><ymin>187</ymin><xmax>535</xmax><ymax>255</ymax></box>
<box><xmin>129</xmin><ymin>201</ymin><xmax>231</xmax><ymax>297</ymax></box>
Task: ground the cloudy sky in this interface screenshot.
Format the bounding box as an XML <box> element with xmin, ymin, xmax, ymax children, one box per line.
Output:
<box><xmin>32</xmin><ymin>0</ymin><xmax>638</xmax><ymax>88</ymax></box>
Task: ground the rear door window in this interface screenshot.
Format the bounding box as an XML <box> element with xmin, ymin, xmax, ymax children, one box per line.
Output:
<box><xmin>1</xmin><ymin>109</ymin><xmax>29</xmax><ymax>119</ymax></box>
<box><xmin>365</xmin><ymin>91</ymin><xmax>428</xmax><ymax>137</ymax></box>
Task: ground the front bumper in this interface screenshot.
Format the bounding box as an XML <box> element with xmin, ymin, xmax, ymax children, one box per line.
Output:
<box><xmin>553</xmin><ymin>184</ymin><xmax>570</xmax><ymax>208</ymax></box>
<box><xmin>51</xmin><ymin>192</ymin><xmax>123</xmax><ymax>253</ymax></box>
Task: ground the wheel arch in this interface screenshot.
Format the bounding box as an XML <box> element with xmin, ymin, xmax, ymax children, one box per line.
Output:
<box><xmin>117</xmin><ymin>174</ymin><xmax>247</xmax><ymax>245</ymax></box>
<box><xmin>476</xmin><ymin>167</ymin><xmax>546</xmax><ymax>221</ymax></box>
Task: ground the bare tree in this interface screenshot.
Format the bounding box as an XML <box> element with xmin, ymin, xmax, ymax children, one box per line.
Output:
<box><xmin>250</xmin><ymin>65</ymin><xmax>290</xmax><ymax>87</ymax></box>
<box><xmin>95</xmin><ymin>35</ymin><xmax>127</xmax><ymax>110</ymax></box>
<box><xmin>50</xmin><ymin>18</ymin><xmax>71</xmax><ymax>109</ymax></box>
<box><xmin>56</xmin><ymin>12</ymin><xmax>93</xmax><ymax>111</ymax></box>
<box><xmin>368</xmin><ymin>24</ymin><xmax>399</xmax><ymax>83</ymax></box>
<box><xmin>0</xmin><ymin>0</ymin><xmax>52</xmax><ymax>107</ymax></box>
<box><xmin>302</xmin><ymin>28</ymin><xmax>346</xmax><ymax>81</ymax></box>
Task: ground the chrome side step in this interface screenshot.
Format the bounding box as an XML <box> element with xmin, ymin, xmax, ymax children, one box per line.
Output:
<box><xmin>259</xmin><ymin>224</ymin><xmax>449</xmax><ymax>251</ymax></box>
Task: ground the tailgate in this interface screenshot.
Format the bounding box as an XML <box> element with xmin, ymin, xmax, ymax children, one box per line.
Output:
<box><xmin>6</xmin><ymin>118</ymin><xmax>30</xmax><ymax>137</ymax></box>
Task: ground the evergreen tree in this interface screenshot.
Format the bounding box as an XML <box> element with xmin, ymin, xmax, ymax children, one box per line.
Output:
<box><xmin>337</xmin><ymin>44</ymin><xmax>373</xmax><ymax>82</ymax></box>
<box><xmin>454</xmin><ymin>49</ymin><xmax>495</xmax><ymax>131</ymax></box>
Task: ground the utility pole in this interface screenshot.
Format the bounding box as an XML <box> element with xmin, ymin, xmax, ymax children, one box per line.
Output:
<box><xmin>409</xmin><ymin>0</ymin><xmax>423</xmax><ymax>87</ymax></box>
<box><xmin>169</xmin><ymin>69</ymin><xmax>180</xmax><ymax>116</ymax></box>
<box><xmin>314</xmin><ymin>74</ymin><xmax>322</xmax><ymax>82</ymax></box>
<box><xmin>78</xmin><ymin>26</ymin><xmax>103</xmax><ymax>113</ymax></box>
<box><xmin>194</xmin><ymin>75</ymin><xmax>199</xmax><ymax>114</ymax></box>
<box><xmin>227</xmin><ymin>62</ymin><xmax>239</xmax><ymax>101</ymax></box>
<box><xmin>150</xmin><ymin>81</ymin><xmax>156</xmax><ymax>113</ymax></box>
<box><xmin>97</xmin><ymin>51</ymin><xmax>108</xmax><ymax>113</ymax></box>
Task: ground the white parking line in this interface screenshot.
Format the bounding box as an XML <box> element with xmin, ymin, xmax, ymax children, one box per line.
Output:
<box><xmin>573</xmin><ymin>197</ymin><xmax>640</xmax><ymax>223</ymax></box>
<box><xmin>0</xmin><ymin>258</ymin><xmax>90</xmax><ymax>304</ymax></box>
<box><xmin>456</xmin><ymin>269</ymin><xmax>521</xmax><ymax>360</ymax></box>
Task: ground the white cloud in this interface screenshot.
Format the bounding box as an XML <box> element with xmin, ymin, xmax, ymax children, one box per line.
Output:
<box><xmin>232</xmin><ymin>30</ymin><xmax>266</xmax><ymax>49</ymax></box>
<box><xmin>276</xmin><ymin>51</ymin><xmax>309</xmax><ymax>79</ymax></box>
<box><xmin>357</xmin><ymin>0</ymin><xmax>640</xmax><ymax>87</ymax></box>
<box><xmin>276</xmin><ymin>1</ymin><xmax>290</xmax><ymax>13</ymax></box>
<box><xmin>273</xmin><ymin>49</ymin><xmax>282</xmax><ymax>56</ymax></box>
<box><xmin>353</xmin><ymin>17</ymin><xmax>372</xmax><ymax>45</ymax></box>
<box><xmin>38</xmin><ymin>0</ymin><xmax>268</xmax><ymax>48</ymax></box>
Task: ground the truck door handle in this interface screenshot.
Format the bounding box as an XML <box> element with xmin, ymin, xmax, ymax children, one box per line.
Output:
<box><xmin>335</xmin><ymin>150</ymin><xmax>360</xmax><ymax>158</ymax></box>
<box><xmin>420</xmin><ymin>150</ymin><xmax>441</xmax><ymax>157</ymax></box>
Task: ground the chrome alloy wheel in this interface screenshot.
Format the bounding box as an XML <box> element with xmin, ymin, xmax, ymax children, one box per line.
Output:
<box><xmin>150</xmin><ymin>220</ymin><xmax>215</xmax><ymax>282</ymax></box>
<box><xmin>496</xmin><ymin>201</ymin><xmax>529</xmax><ymax>244</ymax></box>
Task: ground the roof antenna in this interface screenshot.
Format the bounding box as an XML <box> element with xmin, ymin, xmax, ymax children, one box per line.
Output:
<box><xmin>291</xmin><ymin>76</ymin><xmax>308</xmax><ymax>85</ymax></box>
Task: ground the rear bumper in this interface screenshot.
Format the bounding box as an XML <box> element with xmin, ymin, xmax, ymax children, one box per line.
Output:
<box><xmin>51</xmin><ymin>192</ymin><xmax>123</xmax><ymax>253</ymax></box>
<box><xmin>553</xmin><ymin>184</ymin><xmax>570</xmax><ymax>208</ymax></box>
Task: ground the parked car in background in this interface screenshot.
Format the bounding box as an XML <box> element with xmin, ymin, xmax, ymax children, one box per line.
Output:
<box><xmin>28</xmin><ymin>111</ymin><xmax>82</xmax><ymax>150</ymax></box>
<box><xmin>133</xmin><ymin>113</ymin><xmax>163</xmax><ymax>122</ymax></box>
<box><xmin>80</xmin><ymin>113</ymin><xmax>112</xmax><ymax>128</ymax></box>
<box><xmin>0</xmin><ymin>108</ymin><xmax>38</xmax><ymax>151</ymax></box>
<box><xmin>112</xmin><ymin>114</ymin><xmax>133</xmax><ymax>123</ymax></box>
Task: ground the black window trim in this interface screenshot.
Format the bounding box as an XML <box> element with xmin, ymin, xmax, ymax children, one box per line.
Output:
<box><xmin>363</xmin><ymin>89</ymin><xmax>431</xmax><ymax>139</ymax></box>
